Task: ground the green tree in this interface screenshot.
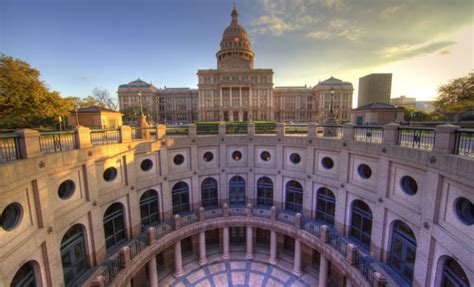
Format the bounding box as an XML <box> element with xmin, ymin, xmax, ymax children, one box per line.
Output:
<box><xmin>403</xmin><ymin>107</ymin><xmax>444</xmax><ymax>122</ymax></box>
<box><xmin>64</xmin><ymin>96</ymin><xmax>102</xmax><ymax>109</ymax></box>
<box><xmin>0</xmin><ymin>54</ymin><xmax>71</xmax><ymax>129</ymax></box>
<box><xmin>436</xmin><ymin>73</ymin><xmax>474</xmax><ymax>121</ymax></box>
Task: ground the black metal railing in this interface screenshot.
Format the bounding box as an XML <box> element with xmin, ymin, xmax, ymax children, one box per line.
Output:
<box><xmin>354</xmin><ymin>126</ymin><xmax>384</xmax><ymax>143</ymax></box>
<box><xmin>103</xmin><ymin>256</ymin><xmax>122</xmax><ymax>287</ymax></box>
<box><xmin>454</xmin><ymin>129</ymin><xmax>474</xmax><ymax>158</ymax></box>
<box><xmin>131</xmin><ymin>127</ymin><xmax>157</xmax><ymax>141</ymax></box>
<box><xmin>196</xmin><ymin>124</ymin><xmax>219</xmax><ymax>135</ymax></box>
<box><xmin>284</xmin><ymin>124</ymin><xmax>308</xmax><ymax>135</ymax></box>
<box><xmin>166</xmin><ymin>126</ymin><xmax>189</xmax><ymax>136</ymax></box>
<box><xmin>90</xmin><ymin>130</ymin><xmax>120</xmax><ymax>145</ymax></box>
<box><xmin>317</xmin><ymin>125</ymin><xmax>343</xmax><ymax>138</ymax></box>
<box><xmin>398</xmin><ymin>127</ymin><xmax>435</xmax><ymax>150</ymax></box>
<box><xmin>0</xmin><ymin>134</ymin><xmax>22</xmax><ymax>163</ymax></box>
<box><xmin>355</xmin><ymin>253</ymin><xmax>376</xmax><ymax>285</ymax></box>
<box><xmin>254</xmin><ymin>123</ymin><xmax>277</xmax><ymax>134</ymax></box>
<box><xmin>39</xmin><ymin>131</ymin><xmax>76</xmax><ymax>153</ymax></box>
<box><xmin>226</xmin><ymin>123</ymin><xmax>247</xmax><ymax>134</ymax></box>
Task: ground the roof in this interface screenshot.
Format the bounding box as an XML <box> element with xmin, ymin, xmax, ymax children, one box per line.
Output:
<box><xmin>119</xmin><ymin>78</ymin><xmax>153</xmax><ymax>88</ymax></box>
<box><xmin>73</xmin><ymin>106</ymin><xmax>121</xmax><ymax>113</ymax></box>
<box><xmin>314</xmin><ymin>76</ymin><xmax>352</xmax><ymax>87</ymax></box>
<box><xmin>354</xmin><ymin>102</ymin><xmax>403</xmax><ymax>110</ymax></box>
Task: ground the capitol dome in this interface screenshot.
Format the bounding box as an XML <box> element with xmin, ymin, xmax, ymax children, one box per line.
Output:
<box><xmin>216</xmin><ymin>6</ymin><xmax>254</xmax><ymax>70</ymax></box>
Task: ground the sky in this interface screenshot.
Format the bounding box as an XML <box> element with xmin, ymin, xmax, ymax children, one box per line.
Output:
<box><xmin>1</xmin><ymin>0</ymin><xmax>473</xmax><ymax>106</ymax></box>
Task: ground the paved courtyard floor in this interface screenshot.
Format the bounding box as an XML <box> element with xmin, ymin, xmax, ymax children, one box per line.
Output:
<box><xmin>159</xmin><ymin>249</ymin><xmax>319</xmax><ymax>287</ymax></box>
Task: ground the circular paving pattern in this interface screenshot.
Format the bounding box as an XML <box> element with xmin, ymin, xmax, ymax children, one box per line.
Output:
<box><xmin>166</xmin><ymin>259</ymin><xmax>316</xmax><ymax>287</ymax></box>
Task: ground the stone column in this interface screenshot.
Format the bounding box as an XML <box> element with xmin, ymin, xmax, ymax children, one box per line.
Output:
<box><xmin>14</xmin><ymin>129</ymin><xmax>42</xmax><ymax>159</ymax></box>
<box><xmin>433</xmin><ymin>124</ymin><xmax>459</xmax><ymax>153</ymax></box>
<box><xmin>382</xmin><ymin>123</ymin><xmax>400</xmax><ymax>145</ymax></box>
<box><xmin>218</xmin><ymin>123</ymin><xmax>226</xmax><ymax>137</ymax></box>
<box><xmin>342</xmin><ymin>123</ymin><xmax>355</xmax><ymax>140</ymax></box>
<box><xmin>276</xmin><ymin>123</ymin><xmax>285</xmax><ymax>138</ymax></box>
<box><xmin>199</xmin><ymin>231</ymin><xmax>207</xmax><ymax>266</ymax></box>
<box><xmin>292</xmin><ymin>239</ymin><xmax>303</xmax><ymax>276</ymax></box>
<box><xmin>318</xmin><ymin>254</ymin><xmax>328</xmax><ymax>287</ymax></box>
<box><xmin>222</xmin><ymin>227</ymin><xmax>230</xmax><ymax>259</ymax></box>
<box><xmin>188</xmin><ymin>124</ymin><xmax>197</xmax><ymax>138</ymax></box>
<box><xmin>119</xmin><ymin>125</ymin><xmax>132</xmax><ymax>143</ymax></box>
<box><xmin>147</xmin><ymin>255</ymin><xmax>159</xmax><ymax>287</ymax></box>
<box><xmin>246</xmin><ymin>226</ymin><xmax>254</xmax><ymax>259</ymax></box>
<box><xmin>146</xmin><ymin>227</ymin><xmax>159</xmax><ymax>287</ymax></box>
<box><xmin>156</xmin><ymin>124</ymin><xmax>166</xmax><ymax>140</ymax></box>
<box><xmin>174</xmin><ymin>240</ymin><xmax>184</xmax><ymax>277</ymax></box>
<box><xmin>73</xmin><ymin>126</ymin><xmax>92</xmax><ymax>149</ymax></box>
<box><xmin>269</xmin><ymin>230</ymin><xmax>278</xmax><ymax>264</ymax></box>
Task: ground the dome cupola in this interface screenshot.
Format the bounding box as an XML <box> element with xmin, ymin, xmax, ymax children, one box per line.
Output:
<box><xmin>216</xmin><ymin>6</ymin><xmax>254</xmax><ymax>71</ymax></box>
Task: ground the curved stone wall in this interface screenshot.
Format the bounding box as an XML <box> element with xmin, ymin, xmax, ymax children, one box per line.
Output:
<box><xmin>0</xmin><ymin>124</ymin><xmax>473</xmax><ymax>287</ymax></box>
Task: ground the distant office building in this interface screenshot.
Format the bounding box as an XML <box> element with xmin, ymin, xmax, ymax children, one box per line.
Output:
<box><xmin>357</xmin><ymin>73</ymin><xmax>392</xmax><ymax>107</ymax></box>
<box><xmin>390</xmin><ymin>96</ymin><xmax>416</xmax><ymax>108</ymax></box>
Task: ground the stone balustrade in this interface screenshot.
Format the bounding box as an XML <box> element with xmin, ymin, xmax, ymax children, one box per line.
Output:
<box><xmin>88</xmin><ymin>207</ymin><xmax>391</xmax><ymax>287</ymax></box>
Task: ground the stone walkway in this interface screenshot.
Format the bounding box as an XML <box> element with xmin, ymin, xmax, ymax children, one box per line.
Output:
<box><xmin>159</xmin><ymin>250</ymin><xmax>319</xmax><ymax>287</ymax></box>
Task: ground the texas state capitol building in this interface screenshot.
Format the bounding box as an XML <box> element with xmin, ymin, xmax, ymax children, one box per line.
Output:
<box><xmin>2</xmin><ymin>6</ymin><xmax>473</xmax><ymax>287</ymax></box>
<box><xmin>118</xmin><ymin>7</ymin><xmax>354</xmax><ymax>124</ymax></box>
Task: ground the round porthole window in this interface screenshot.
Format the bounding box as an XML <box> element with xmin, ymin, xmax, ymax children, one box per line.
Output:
<box><xmin>232</xmin><ymin>151</ymin><xmax>242</xmax><ymax>161</ymax></box>
<box><xmin>260</xmin><ymin>151</ymin><xmax>271</xmax><ymax>161</ymax></box>
<box><xmin>203</xmin><ymin>152</ymin><xmax>214</xmax><ymax>162</ymax></box>
<box><xmin>400</xmin><ymin>176</ymin><xmax>418</xmax><ymax>195</ymax></box>
<box><xmin>140</xmin><ymin>159</ymin><xmax>153</xmax><ymax>171</ymax></box>
<box><xmin>321</xmin><ymin>157</ymin><xmax>334</xmax><ymax>169</ymax></box>
<box><xmin>289</xmin><ymin>153</ymin><xmax>301</xmax><ymax>164</ymax></box>
<box><xmin>0</xmin><ymin>203</ymin><xmax>22</xmax><ymax>231</ymax></box>
<box><xmin>58</xmin><ymin>180</ymin><xmax>76</xmax><ymax>199</ymax></box>
<box><xmin>173</xmin><ymin>154</ymin><xmax>185</xmax><ymax>165</ymax></box>
<box><xmin>454</xmin><ymin>197</ymin><xmax>474</xmax><ymax>226</ymax></box>
<box><xmin>357</xmin><ymin>164</ymin><xmax>372</xmax><ymax>179</ymax></box>
<box><xmin>103</xmin><ymin>167</ymin><xmax>118</xmax><ymax>182</ymax></box>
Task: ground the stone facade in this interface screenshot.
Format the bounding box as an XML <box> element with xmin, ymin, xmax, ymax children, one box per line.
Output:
<box><xmin>67</xmin><ymin>106</ymin><xmax>123</xmax><ymax>129</ymax></box>
<box><xmin>1</xmin><ymin>124</ymin><xmax>473</xmax><ymax>287</ymax></box>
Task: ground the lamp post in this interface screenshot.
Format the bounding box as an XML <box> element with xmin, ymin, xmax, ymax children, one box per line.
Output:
<box><xmin>75</xmin><ymin>104</ymin><xmax>80</xmax><ymax>126</ymax></box>
<box><xmin>138</xmin><ymin>90</ymin><xmax>144</xmax><ymax>116</ymax></box>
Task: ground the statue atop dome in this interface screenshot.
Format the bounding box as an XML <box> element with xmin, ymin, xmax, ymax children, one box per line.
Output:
<box><xmin>216</xmin><ymin>6</ymin><xmax>254</xmax><ymax>71</ymax></box>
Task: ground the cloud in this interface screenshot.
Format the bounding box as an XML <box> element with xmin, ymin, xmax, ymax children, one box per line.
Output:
<box><xmin>251</xmin><ymin>0</ymin><xmax>472</xmax><ymax>66</ymax></box>
<box><xmin>382</xmin><ymin>41</ymin><xmax>456</xmax><ymax>60</ymax></box>
<box><xmin>251</xmin><ymin>15</ymin><xmax>296</xmax><ymax>36</ymax></box>
<box><xmin>439</xmin><ymin>49</ymin><xmax>451</xmax><ymax>55</ymax></box>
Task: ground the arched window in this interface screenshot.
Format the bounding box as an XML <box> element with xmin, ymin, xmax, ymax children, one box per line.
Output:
<box><xmin>257</xmin><ymin>177</ymin><xmax>273</xmax><ymax>207</ymax></box>
<box><xmin>140</xmin><ymin>190</ymin><xmax>160</xmax><ymax>230</ymax></box>
<box><xmin>233</xmin><ymin>111</ymin><xmax>239</xmax><ymax>122</ymax></box>
<box><xmin>172</xmin><ymin>182</ymin><xmax>190</xmax><ymax>215</ymax></box>
<box><xmin>103</xmin><ymin>203</ymin><xmax>126</xmax><ymax>250</ymax></box>
<box><xmin>61</xmin><ymin>225</ymin><xmax>88</xmax><ymax>286</ymax></box>
<box><xmin>11</xmin><ymin>261</ymin><xmax>37</xmax><ymax>287</ymax></box>
<box><xmin>285</xmin><ymin>180</ymin><xmax>303</xmax><ymax>213</ymax></box>
<box><xmin>442</xmin><ymin>257</ymin><xmax>470</xmax><ymax>287</ymax></box>
<box><xmin>229</xmin><ymin>176</ymin><xmax>246</xmax><ymax>206</ymax></box>
<box><xmin>350</xmin><ymin>200</ymin><xmax>372</xmax><ymax>250</ymax></box>
<box><xmin>201</xmin><ymin>178</ymin><xmax>218</xmax><ymax>208</ymax></box>
<box><xmin>316</xmin><ymin>187</ymin><xmax>335</xmax><ymax>225</ymax></box>
<box><xmin>243</xmin><ymin>111</ymin><xmax>248</xmax><ymax>121</ymax></box>
<box><xmin>389</xmin><ymin>221</ymin><xmax>417</xmax><ymax>284</ymax></box>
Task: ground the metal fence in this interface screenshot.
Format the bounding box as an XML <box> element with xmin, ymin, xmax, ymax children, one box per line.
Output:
<box><xmin>355</xmin><ymin>253</ymin><xmax>376</xmax><ymax>285</ymax></box>
<box><xmin>284</xmin><ymin>124</ymin><xmax>308</xmax><ymax>135</ymax></box>
<box><xmin>166</xmin><ymin>126</ymin><xmax>189</xmax><ymax>136</ymax></box>
<box><xmin>398</xmin><ymin>127</ymin><xmax>435</xmax><ymax>150</ymax></box>
<box><xmin>132</xmin><ymin>128</ymin><xmax>157</xmax><ymax>141</ymax></box>
<box><xmin>0</xmin><ymin>134</ymin><xmax>22</xmax><ymax>163</ymax></box>
<box><xmin>354</xmin><ymin>126</ymin><xmax>384</xmax><ymax>143</ymax></box>
<box><xmin>196</xmin><ymin>124</ymin><xmax>219</xmax><ymax>135</ymax></box>
<box><xmin>254</xmin><ymin>123</ymin><xmax>277</xmax><ymax>135</ymax></box>
<box><xmin>39</xmin><ymin>131</ymin><xmax>76</xmax><ymax>153</ymax></box>
<box><xmin>90</xmin><ymin>130</ymin><xmax>120</xmax><ymax>145</ymax></box>
<box><xmin>317</xmin><ymin>125</ymin><xmax>343</xmax><ymax>138</ymax></box>
<box><xmin>454</xmin><ymin>129</ymin><xmax>474</xmax><ymax>158</ymax></box>
<box><xmin>225</xmin><ymin>123</ymin><xmax>248</xmax><ymax>134</ymax></box>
